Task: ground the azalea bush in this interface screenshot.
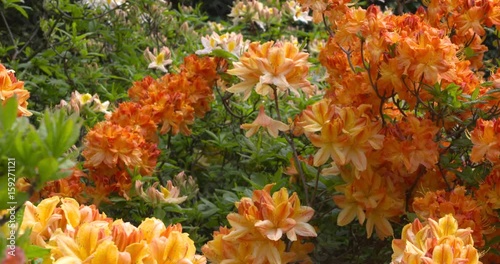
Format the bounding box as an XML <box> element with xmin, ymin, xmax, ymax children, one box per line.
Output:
<box><xmin>1</xmin><ymin>0</ymin><xmax>500</xmax><ymax>263</ymax></box>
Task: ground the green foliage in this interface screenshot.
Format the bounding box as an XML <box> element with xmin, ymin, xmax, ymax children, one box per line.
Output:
<box><xmin>0</xmin><ymin>98</ymin><xmax>82</xmax><ymax>209</ymax></box>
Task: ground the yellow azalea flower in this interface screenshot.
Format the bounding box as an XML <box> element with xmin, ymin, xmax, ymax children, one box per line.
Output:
<box><xmin>240</xmin><ymin>105</ymin><xmax>289</xmax><ymax>138</ymax></box>
<box><xmin>59</xmin><ymin>198</ymin><xmax>81</xmax><ymax>230</ymax></box>
<box><xmin>138</xmin><ymin>217</ymin><xmax>167</xmax><ymax>243</ymax></box>
<box><xmin>144</xmin><ymin>46</ymin><xmax>173</xmax><ymax>73</ymax></box>
<box><xmin>48</xmin><ymin>221</ymin><xmax>113</xmax><ymax>262</ymax></box>
<box><xmin>148</xmin><ymin>231</ymin><xmax>196</xmax><ymax>263</ymax></box>
<box><xmin>62</xmin><ymin>90</ymin><xmax>111</xmax><ymax>115</ymax></box>
<box><xmin>135</xmin><ymin>180</ymin><xmax>188</xmax><ymax>205</ymax></box>
<box><xmin>111</xmin><ymin>219</ymin><xmax>143</xmax><ymax>252</ymax></box>
<box><xmin>123</xmin><ymin>240</ymin><xmax>150</xmax><ymax>264</ymax></box>
<box><xmin>21</xmin><ymin>196</ymin><xmax>62</xmax><ymax>246</ymax></box>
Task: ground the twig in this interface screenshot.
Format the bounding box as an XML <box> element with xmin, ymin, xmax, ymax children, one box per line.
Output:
<box><xmin>338</xmin><ymin>44</ymin><xmax>357</xmax><ymax>74</ymax></box>
<box><xmin>405</xmin><ymin>165</ymin><xmax>426</xmax><ymax>212</ymax></box>
<box><xmin>309</xmin><ymin>166</ymin><xmax>321</xmax><ymax>206</ymax></box>
<box><xmin>322</xmin><ymin>13</ymin><xmax>334</xmax><ymax>38</ymax></box>
<box><xmin>0</xmin><ymin>11</ymin><xmax>18</xmax><ymax>54</ymax></box>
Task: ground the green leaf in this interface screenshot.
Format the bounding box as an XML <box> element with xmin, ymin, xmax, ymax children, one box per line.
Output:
<box><xmin>210</xmin><ymin>49</ymin><xmax>239</xmax><ymax>61</ymax></box>
<box><xmin>153</xmin><ymin>207</ymin><xmax>167</xmax><ymax>219</ymax></box>
<box><xmin>37</xmin><ymin>157</ymin><xmax>59</xmax><ymax>183</ymax></box>
<box><xmin>39</xmin><ymin>110</ymin><xmax>81</xmax><ymax>157</ymax></box>
<box><xmin>0</xmin><ymin>97</ymin><xmax>17</xmax><ymax>131</ymax></box>
<box><xmin>471</xmin><ymin>87</ymin><xmax>480</xmax><ymax>100</ymax></box>
<box><xmin>24</xmin><ymin>245</ymin><xmax>50</xmax><ymax>259</ymax></box>
<box><xmin>198</xmin><ymin>197</ymin><xmax>219</xmax><ymax>218</ymax></box>
<box><xmin>464</xmin><ymin>46</ymin><xmax>475</xmax><ymax>58</ymax></box>
<box><xmin>11</xmin><ymin>4</ymin><xmax>28</xmax><ymax>18</ymax></box>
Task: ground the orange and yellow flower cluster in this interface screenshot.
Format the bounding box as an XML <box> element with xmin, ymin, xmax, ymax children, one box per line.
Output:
<box><xmin>0</xmin><ymin>63</ymin><xmax>31</xmax><ymax>117</ymax></box>
<box><xmin>288</xmin><ymin>0</ymin><xmax>500</xmax><ymax>245</ymax></box>
<box><xmin>202</xmin><ymin>184</ymin><xmax>317</xmax><ymax>263</ymax></box>
<box><xmin>317</xmin><ymin>5</ymin><xmax>479</xmax><ymax>111</ymax></box>
<box><xmin>295</xmin><ymin>99</ymin><xmax>384</xmax><ymax>172</ymax></box>
<box><xmin>77</xmin><ymin>55</ymin><xmax>219</xmax><ymax>203</ymax></box>
<box><xmin>470</xmin><ymin>118</ymin><xmax>500</xmax><ymax>165</ymax></box>
<box><xmin>21</xmin><ymin>196</ymin><xmax>205</xmax><ymax>263</ymax></box>
<box><xmin>128</xmin><ymin>55</ymin><xmax>219</xmax><ymax>135</ymax></box>
<box><xmin>412</xmin><ymin>187</ymin><xmax>491</xmax><ymax>248</ymax></box>
<box><xmin>391</xmin><ymin>214</ymin><xmax>481</xmax><ymax>264</ymax></box>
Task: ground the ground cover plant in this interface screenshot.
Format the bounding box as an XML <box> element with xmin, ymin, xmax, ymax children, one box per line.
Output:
<box><xmin>1</xmin><ymin>0</ymin><xmax>500</xmax><ymax>263</ymax></box>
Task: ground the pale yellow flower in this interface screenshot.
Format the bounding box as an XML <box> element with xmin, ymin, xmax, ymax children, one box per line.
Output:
<box><xmin>144</xmin><ymin>47</ymin><xmax>173</xmax><ymax>73</ymax></box>
<box><xmin>135</xmin><ymin>180</ymin><xmax>188</xmax><ymax>205</ymax></box>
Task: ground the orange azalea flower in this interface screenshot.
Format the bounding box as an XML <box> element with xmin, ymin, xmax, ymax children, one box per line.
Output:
<box><xmin>181</xmin><ymin>54</ymin><xmax>218</xmax><ymax>86</ymax></box>
<box><xmin>306</xmin><ymin>103</ymin><xmax>384</xmax><ymax>171</ymax></box>
<box><xmin>474</xmin><ymin>170</ymin><xmax>500</xmax><ymax>219</ymax></box>
<box><xmin>295</xmin><ymin>98</ymin><xmax>336</xmax><ymax>135</ymax></box>
<box><xmin>0</xmin><ymin>64</ymin><xmax>31</xmax><ymax>116</ymax></box>
<box><xmin>111</xmin><ymin>219</ymin><xmax>143</xmax><ymax>252</ymax></box>
<box><xmin>203</xmin><ymin>228</ymin><xmax>295</xmax><ymax>264</ymax></box>
<box><xmin>297</xmin><ymin>0</ymin><xmax>345</xmax><ymax>23</ymax></box>
<box><xmin>333</xmin><ymin>168</ymin><xmax>404</xmax><ymax>239</ymax></box>
<box><xmin>108</xmin><ymin>102</ymin><xmax>158</xmax><ymax>142</ymax></box>
<box><xmin>241</xmin><ymin>105</ymin><xmax>289</xmax><ymax>138</ymax></box>
<box><xmin>412</xmin><ymin>187</ymin><xmax>487</xmax><ymax>247</ymax></box>
<box><xmin>252</xmin><ymin>186</ymin><xmax>316</xmax><ymax>241</ymax></box>
<box><xmin>83</xmin><ymin>121</ymin><xmax>146</xmax><ymax>168</ymax></box>
<box><xmin>204</xmin><ymin>184</ymin><xmax>316</xmax><ymax>264</ymax></box>
<box><xmin>37</xmin><ymin>168</ymin><xmax>87</xmax><ymax>203</ymax></box>
<box><xmin>284</xmin><ymin>155</ymin><xmax>314</xmax><ymax>184</ymax></box>
<box><xmin>83</xmin><ymin>121</ymin><xmax>159</xmax><ymax>176</ymax></box>
<box><xmin>473</xmin><ymin>170</ymin><xmax>500</xmax><ymax>262</ymax></box>
<box><xmin>227</xmin><ymin>41</ymin><xmax>313</xmax><ymax>100</ymax></box>
<box><xmin>382</xmin><ymin>116</ymin><xmax>440</xmax><ymax>174</ymax></box>
<box><xmin>391</xmin><ymin>214</ymin><xmax>481</xmax><ymax>264</ymax></box>
<box><xmin>127</xmin><ymin>55</ymin><xmax>217</xmax><ymax>136</ymax></box>
<box><xmin>470</xmin><ymin>118</ymin><xmax>500</xmax><ymax>164</ymax></box>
